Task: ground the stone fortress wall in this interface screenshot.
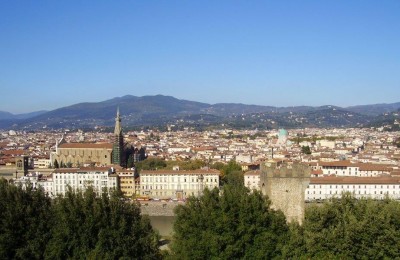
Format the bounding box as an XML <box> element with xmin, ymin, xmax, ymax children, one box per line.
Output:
<box><xmin>139</xmin><ymin>201</ymin><xmax>178</xmax><ymax>216</ymax></box>
<box><xmin>260</xmin><ymin>161</ymin><xmax>311</xmax><ymax>224</ymax></box>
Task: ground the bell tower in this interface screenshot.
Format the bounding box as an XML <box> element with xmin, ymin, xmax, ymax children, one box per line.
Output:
<box><xmin>15</xmin><ymin>156</ymin><xmax>29</xmax><ymax>178</ymax></box>
<box><xmin>112</xmin><ymin>107</ymin><xmax>124</xmax><ymax>166</ymax></box>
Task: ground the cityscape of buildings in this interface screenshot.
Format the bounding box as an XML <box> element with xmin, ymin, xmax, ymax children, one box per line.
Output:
<box><xmin>0</xmin><ymin>109</ymin><xmax>399</xmax><ymax>203</ymax></box>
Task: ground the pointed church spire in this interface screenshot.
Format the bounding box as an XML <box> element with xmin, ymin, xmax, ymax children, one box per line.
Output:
<box><xmin>112</xmin><ymin>107</ymin><xmax>124</xmax><ymax>166</ymax></box>
<box><xmin>114</xmin><ymin>107</ymin><xmax>122</xmax><ymax>135</ymax></box>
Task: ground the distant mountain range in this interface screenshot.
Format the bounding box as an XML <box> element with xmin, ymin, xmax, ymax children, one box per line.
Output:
<box><xmin>0</xmin><ymin>110</ymin><xmax>48</xmax><ymax>120</ymax></box>
<box><xmin>0</xmin><ymin>95</ymin><xmax>399</xmax><ymax>130</ymax></box>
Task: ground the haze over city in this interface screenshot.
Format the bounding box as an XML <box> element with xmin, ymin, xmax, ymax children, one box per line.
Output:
<box><xmin>1</xmin><ymin>1</ymin><xmax>399</xmax><ymax>113</ymax></box>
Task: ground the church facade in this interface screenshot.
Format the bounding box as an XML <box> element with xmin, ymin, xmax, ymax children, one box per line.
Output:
<box><xmin>51</xmin><ymin>109</ymin><xmax>126</xmax><ymax>168</ymax></box>
<box><xmin>51</xmin><ymin>142</ymin><xmax>113</xmax><ymax>167</ymax></box>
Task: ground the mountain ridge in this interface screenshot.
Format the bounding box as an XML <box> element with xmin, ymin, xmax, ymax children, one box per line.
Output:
<box><xmin>0</xmin><ymin>95</ymin><xmax>399</xmax><ymax>130</ymax></box>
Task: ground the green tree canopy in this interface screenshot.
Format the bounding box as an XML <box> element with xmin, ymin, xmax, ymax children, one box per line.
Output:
<box><xmin>301</xmin><ymin>145</ymin><xmax>312</xmax><ymax>155</ymax></box>
<box><xmin>169</xmin><ymin>184</ymin><xmax>288</xmax><ymax>259</ymax></box>
<box><xmin>136</xmin><ymin>157</ymin><xmax>167</xmax><ymax>171</ymax></box>
<box><xmin>220</xmin><ymin>160</ymin><xmax>243</xmax><ymax>185</ymax></box>
<box><xmin>210</xmin><ymin>161</ymin><xmax>225</xmax><ymax>171</ymax></box>
<box><xmin>45</xmin><ymin>187</ymin><xmax>161</xmax><ymax>259</ymax></box>
<box><xmin>53</xmin><ymin>159</ymin><xmax>59</xmax><ymax>168</ymax></box>
<box><xmin>283</xmin><ymin>194</ymin><xmax>400</xmax><ymax>259</ymax></box>
<box><xmin>0</xmin><ymin>180</ymin><xmax>161</xmax><ymax>259</ymax></box>
<box><xmin>0</xmin><ymin>179</ymin><xmax>52</xmax><ymax>259</ymax></box>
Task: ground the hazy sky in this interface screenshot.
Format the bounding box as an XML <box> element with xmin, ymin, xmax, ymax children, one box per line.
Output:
<box><xmin>1</xmin><ymin>1</ymin><xmax>399</xmax><ymax>113</ymax></box>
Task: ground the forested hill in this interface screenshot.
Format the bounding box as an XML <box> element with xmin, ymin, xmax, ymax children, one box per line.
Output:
<box><xmin>0</xmin><ymin>95</ymin><xmax>399</xmax><ymax>130</ymax></box>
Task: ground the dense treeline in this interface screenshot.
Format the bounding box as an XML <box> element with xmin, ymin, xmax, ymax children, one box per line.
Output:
<box><xmin>0</xmin><ymin>179</ymin><xmax>52</xmax><ymax>259</ymax></box>
<box><xmin>135</xmin><ymin>157</ymin><xmax>243</xmax><ymax>176</ymax></box>
<box><xmin>170</xmin><ymin>181</ymin><xmax>400</xmax><ymax>259</ymax></box>
<box><xmin>283</xmin><ymin>195</ymin><xmax>400</xmax><ymax>259</ymax></box>
<box><xmin>2</xmin><ymin>176</ymin><xmax>400</xmax><ymax>259</ymax></box>
<box><xmin>169</xmin><ymin>182</ymin><xmax>288</xmax><ymax>259</ymax></box>
<box><xmin>0</xmin><ymin>179</ymin><xmax>161</xmax><ymax>259</ymax></box>
<box><xmin>135</xmin><ymin>158</ymin><xmax>207</xmax><ymax>171</ymax></box>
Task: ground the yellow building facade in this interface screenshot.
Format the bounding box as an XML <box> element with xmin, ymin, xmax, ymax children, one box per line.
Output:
<box><xmin>117</xmin><ymin>168</ymin><xmax>137</xmax><ymax>197</ymax></box>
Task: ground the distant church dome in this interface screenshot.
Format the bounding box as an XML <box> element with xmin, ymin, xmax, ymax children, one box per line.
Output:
<box><xmin>277</xmin><ymin>129</ymin><xmax>289</xmax><ymax>145</ymax></box>
<box><xmin>278</xmin><ymin>129</ymin><xmax>288</xmax><ymax>138</ymax></box>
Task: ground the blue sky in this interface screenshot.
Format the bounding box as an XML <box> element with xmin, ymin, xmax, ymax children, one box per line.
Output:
<box><xmin>1</xmin><ymin>1</ymin><xmax>399</xmax><ymax>113</ymax></box>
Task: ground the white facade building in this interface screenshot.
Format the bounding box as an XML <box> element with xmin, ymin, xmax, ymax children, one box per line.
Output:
<box><xmin>312</xmin><ymin>161</ymin><xmax>392</xmax><ymax>177</ymax></box>
<box><xmin>140</xmin><ymin>169</ymin><xmax>220</xmax><ymax>200</ymax></box>
<box><xmin>244</xmin><ymin>170</ymin><xmax>260</xmax><ymax>191</ymax></box>
<box><xmin>317</xmin><ymin>140</ymin><xmax>336</xmax><ymax>149</ymax></box>
<box><xmin>13</xmin><ymin>172</ymin><xmax>53</xmax><ymax>196</ymax></box>
<box><xmin>52</xmin><ymin>167</ymin><xmax>118</xmax><ymax>196</ymax></box>
<box><xmin>236</xmin><ymin>154</ymin><xmax>253</xmax><ymax>164</ymax></box>
<box><xmin>306</xmin><ymin>176</ymin><xmax>400</xmax><ymax>201</ymax></box>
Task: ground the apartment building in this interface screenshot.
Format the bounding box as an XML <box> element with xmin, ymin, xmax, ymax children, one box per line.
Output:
<box><xmin>117</xmin><ymin>168</ymin><xmax>137</xmax><ymax>197</ymax></box>
<box><xmin>52</xmin><ymin>167</ymin><xmax>118</xmax><ymax>196</ymax></box>
<box><xmin>244</xmin><ymin>170</ymin><xmax>260</xmax><ymax>191</ymax></box>
<box><xmin>306</xmin><ymin>176</ymin><xmax>400</xmax><ymax>201</ymax></box>
<box><xmin>140</xmin><ymin>169</ymin><xmax>220</xmax><ymax>199</ymax></box>
<box><xmin>311</xmin><ymin>161</ymin><xmax>393</xmax><ymax>177</ymax></box>
<box><xmin>33</xmin><ymin>157</ymin><xmax>51</xmax><ymax>169</ymax></box>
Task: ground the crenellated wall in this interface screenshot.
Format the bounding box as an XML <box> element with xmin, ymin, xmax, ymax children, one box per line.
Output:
<box><xmin>260</xmin><ymin>162</ymin><xmax>310</xmax><ymax>224</ymax></box>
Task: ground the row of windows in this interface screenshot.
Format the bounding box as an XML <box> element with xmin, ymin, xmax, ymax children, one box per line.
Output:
<box><xmin>323</xmin><ymin>166</ymin><xmax>348</xmax><ymax>170</ymax></box>
<box><xmin>141</xmin><ymin>191</ymin><xmax>195</xmax><ymax>196</ymax></box>
<box><xmin>246</xmin><ymin>181</ymin><xmax>260</xmax><ymax>185</ymax></box>
<box><xmin>59</xmin><ymin>150</ymin><xmax>107</xmax><ymax>156</ymax></box>
<box><xmin>55</xmin><ymin>179</ymin><xmax>109</xmax><ymax>184</ymax></box>
<box><xmin>307</xmin><ymin>194</ymin><xmax>400</xmax><ymax>200</ymax></box>
<box><xmin>310</xmin><ymin>185</ymin><xmax>400</xmax><ymax>189</ymax></box>
<box><xmin>55</xmin><ymin>175</ymin><xmax>108</xmax><ymax>180</ymax></box>
<box><xmin>142</xmin><ymin>176</ymin><xmax>218</xmax><ymax>183</ymax></box>
<box><xmin>120</xmin><ymin>180</ymin><xmax>134</xmax><ymax>184</ymax></box>
<box><xmin>54</xmin><ymin>180</ymin><xmax>109</xmax><ymax>185</ymax></box>
<box><xmin>245</xmin><ymin>176</ymin><xmax>259</xmax><ymax>180</ymax></box>
<box><xmin>327</xmin><ymin>171</ymin><xmax>385</xmax><ymax>176</ymax></box>
<box><xmin>308</xmin><ymin>190</ymin><xmax>399</xmax><ymax>195</ymax></box>
<box><xmin>143</xmin><ymin>184</ymin><xmax>217</xmax><ymax>190</ymax></box>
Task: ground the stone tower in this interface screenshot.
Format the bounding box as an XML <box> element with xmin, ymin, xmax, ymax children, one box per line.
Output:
<box><xmin>15</xmin><ymin>156</ymin><xmax>29</xmax><ymax>178</ymax></box>
<box><xmin>112</xmin><ymin>107</ymin><xmax>124</xmax><ymax>166</ymax></box>
<box><xmin>260</xmin><ymin>161</ymin><xmax>310</xmax><ymax>224</ymax></box>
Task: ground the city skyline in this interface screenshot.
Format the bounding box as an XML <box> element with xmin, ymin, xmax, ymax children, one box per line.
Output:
<box><xmin>1</xmin><ymin>1</ymin><xmax>399</xmax><ymax>113</ymax></box>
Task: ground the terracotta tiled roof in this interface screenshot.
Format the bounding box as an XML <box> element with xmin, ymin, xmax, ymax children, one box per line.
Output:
<box><xmin>0</xmin><ymin>142</ymin><xmax>9</xmax><ymax>148</ymax></box>
<box><xmin>79</xmin><ymin>167</ymin><xmax>112</xmax><ymax>171</ymax></box>
<box><xmin>53</xmin><ymin>167</ymin><xmax>112</xmax><ymax>173</ymax></box>
<box><xmin>59</xmin><ymin>143</ymin><xmax>113</xmax><ymax>149</ymax></box>
<box><xmin>391</xmin><ymin>171</ymin><xmax>400</xmax><ymax>176</ymax></box>
<box><xmin>1</xmin><ymin>150</ymin><xmax>26</xmax><ymax>155</ymax></box>
<box><xmin>244</xmin><ymin>170</ymin><xmax>260</xmax><ymax>176</ymax></box>
<box><xmin>53</xmin><ymin>168</ymin><xmax>79</xmax><ymax>173</ymax></box>
<box><xmin>319</xmin><ymin>160</ymin><xmax>353</xmax><ymax>167</ymax></box>
<box><xmin>358</xmin><ymin>164</ymin><xmax>391</xmax><ymax>172</ymax></box>
<box><xmin>310</xmin><ymin>176</ymin><xmax>400</xmax><ymax>185</ymax></box>
<box><xmin>312</xmin><ymin>170</ymin><xmax>323</xmax><ymax>175</ymax></box>
<box><xmin>192</xmin><ymin>146</ymin><xmax>217</xmax><ymax>152</ymax></box>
